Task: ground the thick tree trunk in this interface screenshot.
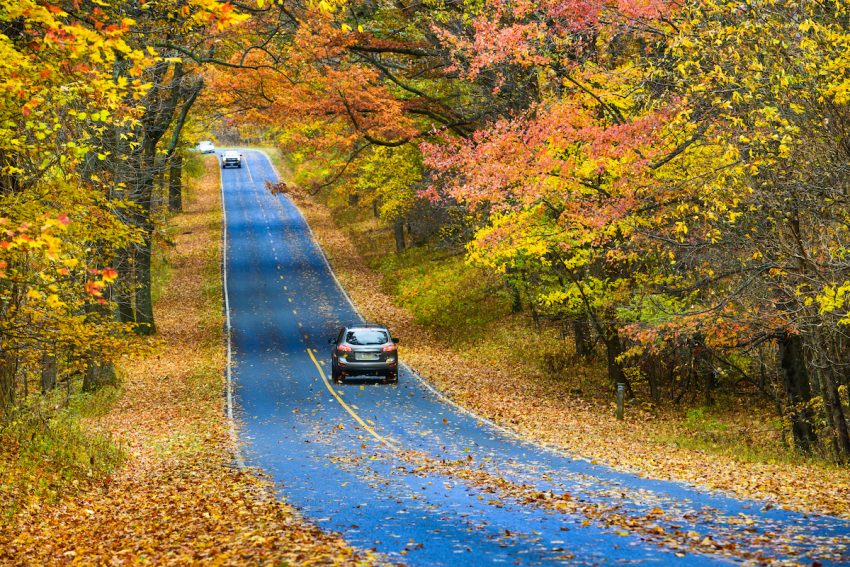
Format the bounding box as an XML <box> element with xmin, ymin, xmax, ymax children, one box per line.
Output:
<box><xmin>168</xmin><ymin>154</ymin><xmax>182</xmax><ymax>212</ymax></box>
<box><xmin>604</xmin><ymin>330</ymin><xmax>633</xmax><ymax>398</ymax></box>
<box><xmin>0</xmin><ymin>350</ymin><xmax>15</xmax><ymax>415</ymax></box>
<box><xmin>573</xmin><ymin>319</ymin><xmax>593</xmax><ymax>358</ymax></box>
<box><xmin>154</xmin><ymin>167</ymin><xmax>165</xmax><ymax>214</ymax></box>
<box><xmin>393</xmin><ymin>220</ymin><xmax>406</xmax><ymax>253</ymax></box>
<box><xmin>127</xmin><ymin>141</ymin><xmax>157</xmax><ymax>335</ymax></box>
<box><xmin>82</xmin><ymin>362</ymin><xmax>117</xmax><ymax>393</ymax></box>
<box><xmin>115</xmin><ymin>249</ymin><xmax>135</xmax><ymax>324</ymax></box>
<box><xmin>134</xmin><ymin>232</ymin><xmax>156</xmax><ymax>335</ymax></box>
<box><xmin>40</xmin><ymin>353</ymin><xmax>57</xmax><ymax>393</ymax></box>
<box><xmin>821</xmin><ymin>368</ymin><xmax>850</xmax><ymax>461</ymax></box>
<box><xmin>778</xmin><ymin>332</ymin><xmax>818</xmax><ymax>453</ymax></box>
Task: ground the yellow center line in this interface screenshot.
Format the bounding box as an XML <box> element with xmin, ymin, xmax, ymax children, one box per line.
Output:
<box><xmin>306</xmin><ymin>348</ymin><xmax>396</xmax><ymax>450</ymax></box>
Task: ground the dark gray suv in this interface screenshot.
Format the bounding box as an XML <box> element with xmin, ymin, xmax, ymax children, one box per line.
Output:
<box><xmin>329</xmin><ymin>324</ymin><xmax>399</xmax><ymax>384</ymax></box>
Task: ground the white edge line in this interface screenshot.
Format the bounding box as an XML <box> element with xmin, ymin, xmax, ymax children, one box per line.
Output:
<box><xmin>255</xmin><ymin>149</ymin><xmax>587</xmax><ymax>465</ymax></box>
<box><xmin>220</xmin><ymin>153</ymin><xmax>247</xmax><ymax>469</ymax></box>
<box><xmin>243</xmin><ymin>153</ymin><xmax>255</xmax><ymax>185</ymax></box>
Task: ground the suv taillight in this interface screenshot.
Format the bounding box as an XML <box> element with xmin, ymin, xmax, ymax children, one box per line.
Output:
<box><xmin>337</xmin><ymin>344</ymin><xmax>352</xmax><ymax>353</ymax></box>
<box><xmin>381</xmin><ymin>344</ymin><xmax>396</xmax><ymax>352</ymax></box>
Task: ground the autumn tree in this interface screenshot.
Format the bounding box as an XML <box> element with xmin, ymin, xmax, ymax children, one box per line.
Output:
<box><xmin>51</xmin><ymin>0</ymin><xmax>247</xmax><ymax>334</ymax></box>
<box><xmin>0</xmin><ymin>0</ymin><xmax>249</xmax><ymax>422</ymax></box>
<box><xmin>643</xmin><ymin>0</ymin><xmax>850</xmax><ymax>458</ymax></box>
<box><xmin>0</xmin><ymin>0</ymin><xmax>146</xmax><ymax>411</ymax></box>
<box><xmin>427</xmin><ymin>0</ymin><xmax>850</xmax><ymax>459</ymax></box>
<box><xmin>204</xmin><ymin>0</ymin><xmax>512</xmax><ymax>237</ymax></box>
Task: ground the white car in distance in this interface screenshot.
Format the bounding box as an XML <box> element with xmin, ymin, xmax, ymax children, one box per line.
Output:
<box><xmin>221</xmin><ymin>150</ymin><xmax>243</xmax><ymax>169</ymax></box>
<box><xmin>196</xmin><ymin>140</ymin><xmax>215</xmax><ymax>153</ymax></box>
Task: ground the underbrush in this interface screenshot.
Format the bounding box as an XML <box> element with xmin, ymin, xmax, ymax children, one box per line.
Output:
<box><xmin>0</xmin><ymin>386</ymin><xmax>125</xmax><ymax>518</ymax></box>
<box><xmin>650</xmin><ymin>404</ymin><xmax>827</xmax><ymax>466</ymax></box>
<box><xmin>377</xmin><ymin>247</ymin><xmax>513</xmax><ymax>344</ymax></box>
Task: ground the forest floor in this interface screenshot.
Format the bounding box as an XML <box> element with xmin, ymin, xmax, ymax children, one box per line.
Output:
<box><xmin>0</xmin><ymin>156</ymin><xmax>368</xmax><ymax>565</ymax></box>
<box><xmin>272</xmin><ymin>163</ymin><xmax>850</xmax><ymax>522</ymax></box>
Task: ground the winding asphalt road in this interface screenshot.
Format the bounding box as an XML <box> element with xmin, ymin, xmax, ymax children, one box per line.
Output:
<box><xmin>222</xmin><ymin>149</ymin><xmax>850</xmax><ymax>565</ymax></box>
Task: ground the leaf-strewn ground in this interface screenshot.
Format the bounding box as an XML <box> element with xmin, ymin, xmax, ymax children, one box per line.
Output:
<box><xmin>0</xmin><ymin>157</ymin><xmax>367</xmax><ymax>565</ymax></box>
<box><xmin>279</xmin><ymin>171</ymin><xmax>850</xmax><ymax>521</ymax></box>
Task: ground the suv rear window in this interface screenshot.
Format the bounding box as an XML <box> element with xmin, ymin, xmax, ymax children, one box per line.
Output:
<box><xmin>345</xmin><ymin>329</ymin><xmax>388</xmax><ymax>345</ymax></box>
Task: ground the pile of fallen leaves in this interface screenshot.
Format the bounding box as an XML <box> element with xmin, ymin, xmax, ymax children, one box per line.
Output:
<box><xmin>286</xmin><ymin>181</ymin><xmax>850</xmax><ymax>521</ymax></box>
<box><xmin>391</xmin><ymin>450</ymin><xmax>850</xmax><ymax>564</ymax></box>
<box><xmin>1</xmin><ymin>157</ymin><xmax>367</xmax><ymax>565</ymax></box>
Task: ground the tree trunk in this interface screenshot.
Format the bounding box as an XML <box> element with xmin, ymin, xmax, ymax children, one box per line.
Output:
<box><xmin>778</xmin><ymin>332</ymin><xmax>818</xmax><ymax>453</ymax></box>
<box><xmin>393</xmin><ymin>220</ymin><xmax>406</xmax><ymax>253</ymax></box>
<box><xmin>128</xmin><ymin>141</ymin><xmax>157</xmax><ymax>335</ymax></box>
<box><xmin>0</xmin><ymin>350</ymin><xmax>15</xmax><ymax>415</ymax></box>
<box><xmin>154</xmin><ymin>167</ymin><xmax>165</xmax><ymax>214</ymax></box>
<box><xmin>134</xmin><ymin>232</ymin><xmax>156</xmax><ymax>335</ymax></box>
<box><xmin>604</xmin><ymin>329</ymin><xmax>633</xmax><ymax>398</ymax></box>
<box><xmin>168</xmin><ymin>154</ymin><xmax>182</xmax><ymax>212</ymax></box>
<box><xmin>82</xmin><ymin>362</ymin><xmax>117</xmax><ymax>393</ymax></box>
<box><xmin>573</xmin><ymin>319</ymin><xmax>593</xmax><ymax>358</ymax></box>
<box><xmin>40</xmin><ymin>353</ymin><xmax>57</xmax><ymax>393</ymax></box>
<box><xmin>115</xmin><ymin>249</ymin><xmax>135</xmax><ymax>324</ymax></box>
<box><xmin>821</xmin><ymin>367</ymin><xmax>850</xmax><ymax>461</ymax></box>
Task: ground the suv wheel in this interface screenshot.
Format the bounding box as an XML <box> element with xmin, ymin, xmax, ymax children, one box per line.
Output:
<box><xmin>384</xmin><ymin>371</ymin><xmax>398</xmax><ymax>384</ymax></box>
<box><xmin>332</xmin><ymin>366</ymin><xmax>343</xmax><ymax>384</ymax></box>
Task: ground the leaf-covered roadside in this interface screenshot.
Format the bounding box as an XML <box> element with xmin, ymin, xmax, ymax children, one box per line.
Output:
<box><xmin>0</xmin><ymin>157</ymin><xmax>368</xmax><ymax>565</ymax></box>
<box><xmin>280</xmin><ymin>177</ymin><xmax>850</xmax><ymax>521</ymax></box>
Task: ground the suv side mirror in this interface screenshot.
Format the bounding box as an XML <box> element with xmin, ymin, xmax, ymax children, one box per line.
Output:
<box><xmin>392</xmin><ymin>338</ymin><xmax>399</xmax><ymax>344</ymax></box>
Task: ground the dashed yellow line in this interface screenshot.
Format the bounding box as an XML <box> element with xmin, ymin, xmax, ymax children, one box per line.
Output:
<box><xmin>306</xmin><ymin>348</ymin><xmax>396</xmax><ymax>450</ymax></box>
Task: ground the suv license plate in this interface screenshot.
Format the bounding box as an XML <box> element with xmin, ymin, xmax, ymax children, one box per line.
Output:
<box><xmin>356</xmin><ymin>353</ymin><xmax>380</xmax><ymax>361</ymax></box>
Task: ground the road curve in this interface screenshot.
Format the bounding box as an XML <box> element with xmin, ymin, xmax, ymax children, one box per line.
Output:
<box><xmin>222</xmin><ymin>149</ymin><xmax>850</xmax><ymax>566</ymax></box>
